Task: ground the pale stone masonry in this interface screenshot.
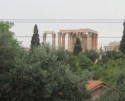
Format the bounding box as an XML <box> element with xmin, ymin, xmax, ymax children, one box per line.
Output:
<box><xmin>42</xmin><ymin>31</ymin><xmax>56</xmax><ymax>48</ymax></box>
<box><xmin>42</xmin><ymin>29</ymin><xmax>98</xmax><ymax>52</ymax></box>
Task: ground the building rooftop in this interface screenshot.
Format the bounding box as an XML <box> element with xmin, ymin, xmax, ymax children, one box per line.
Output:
<box><xmin>86</xmin><ymin>80</ymin><xmax>106</xmax><ymax>91</ymax></box>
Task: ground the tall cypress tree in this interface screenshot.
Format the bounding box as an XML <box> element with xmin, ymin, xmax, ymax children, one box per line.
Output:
<box><xmin>73</xmin><ymin>37</ymin><xmax>82</xmax><ymax>55</ymax></box>
<box><xmin>119</xmin><ymin>20</ymin><xmax>125</xmax><ymax>53</ymax></box>
<box><xmin>31</xmin><ymin>24</ymin><xmax>40</xmax><ymax>50</ymax></box>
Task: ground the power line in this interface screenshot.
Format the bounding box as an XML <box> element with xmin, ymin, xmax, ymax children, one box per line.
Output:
<box><xmin>13</xmin><ymin>36</ymin><xmax>121</xmax><ymax>38</ymax></box>
<box><xmin>0</xmin><ymin>35</ymin><xmax>122</xmax><ymax>38</ymax></box>
<box><xmin>0</xmin><ymin>19</ymin><xmax>124</xmax><ymax>23</ymax></box>
<box><xmin>13</xmin><ymin>35</ymin><xmax>124</xmax><ymax>37</ymax></box>
<box><xmin>0</xmin><ymin>44</ymin><xmax>121</xmax><ymax>47</ymax></box>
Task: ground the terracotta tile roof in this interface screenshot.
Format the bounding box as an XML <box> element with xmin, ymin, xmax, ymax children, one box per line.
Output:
<box><xmin>87</xmin><ymin>80</ymin><xmax>106</xmax><ymax>91</ymax></box>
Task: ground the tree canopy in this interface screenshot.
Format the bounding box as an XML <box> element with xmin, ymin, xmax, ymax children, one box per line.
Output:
<box><xmin>119</xmin><ymin>20</ymin><xmax>125</xmax><ymax>53</ymax></box>
<box><xmin>73</xmin><ymin>37</ymin><xmax>82</xmax><ymax>55</ymax></box>
<box><xmin>2</xmin><ymin>21</ymin><xmax>125</xmax><ymax>101</ymax></box>
<box><xmin>31</xmin><ymin>24</ymin><xmax>40</xmax><ymax>50</ymax></box>
<box><xmin>0</xmin><ymin>21</ymin><xmax>20</xmax><ymax>73</ymax></box>
<box><xmin>0</xmin><ymin>21</ymin><xmax>91</xmax><ymax>101</ymax></box>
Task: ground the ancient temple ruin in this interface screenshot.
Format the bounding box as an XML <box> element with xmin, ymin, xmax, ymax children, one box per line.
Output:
<box><xmin>42</xmin><ymin>29</ymin><xmax>98</xmax><ymax>52</ymax></box>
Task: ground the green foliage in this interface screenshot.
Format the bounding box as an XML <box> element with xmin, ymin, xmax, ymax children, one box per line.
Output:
<box><xmin>99</xmin><ymin>59</ymin><xmax>125</xmax><ymax>82</ymax></box>
<box><xmin>84</xmin><ymin>49</ymin><xmax>125</xmax><ymax>100</ymax></box>
<box><xmin>4</xmin><ymin>21</ymin><xmax>125</xmax><ymax>101</ymax></box>
<box><xmin>101</xmin><ymin>50</ymin><xmax>125</xmax><ymax>64</ymax></box>
<box><xmin>54</xmin><ymin>48</ymin><xmax>71</xmax><ymax>63</ymax></box>
<box><xmin>0</xmin><ymin>41</ymin><xmax>91</xmax><ymax>101</ymax></box>
<box><xmin>67</xmin><ymin>52</ymin><xmax>93</xmax><ymax>73</ymax></box>
<box><xmin>28</xmin><ymin>47</ymin><xmax>91</xmax><ymax>101</ymax></box>
<box><xmin>51</xmin><ymin>49</ymin><xmax>93</xmax><ymax>74</ymax></box>
<box><xmin>0</xmin><ymin>21</ymin><xmax>20</xmax><ymax>73</ymax></box>
<box><xmin>84</xmin><ymin>49</ymin><xmax>99</xmax><ymax>62</ymax></box>
<box><xmin>119</xmin><ymin>21</ymin><xmax>125</xmax><ymax>53</ymax></box>
<box><xmin>88</xmin><ymin>63</ymin><xmax>102</xmax><ymax>80</ymax></box>
<box><xmin>73</xmin><ymin>37</ymin><xmax>82</xmax><ymax>55</ymax></box>
<box><xmin>31</xmin><ymin>24</ymin><xmax>40</xmax><ymax>50</ymax></box>
<box><xmin>89</xmin><ymin>58</ymin><xmax>125</xmax><ymax>100</ymax></box>
<box><xmin>0</xmin><ymin>21</ymin><xmax>14</xmax><ymax>32</ymax></box>
<box><xmin>96</xmin><ymin>89</ymin><xmax>121</xmax><ymax>101</ymax></box>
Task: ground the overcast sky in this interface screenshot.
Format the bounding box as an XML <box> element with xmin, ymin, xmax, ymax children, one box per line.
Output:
<box><xmin>0</xmin><ymin>0</ymin><xmax>125</xmax><ymax>48</ymax></box>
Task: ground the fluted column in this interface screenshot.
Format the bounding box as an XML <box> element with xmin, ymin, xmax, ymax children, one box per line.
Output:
<box><xmin>87</xmin><ymin>32</ymin><xmax>93</xmax><ymax>50</ymax></box>
<box><xmin>68</xmin><ymin>32</ymin><xmax>71</xmax><ymax>51</ymax></box>
<box><xmin>92</xmin><ymin>33</ymin><xmax>96</xmax><ymax>50</ymax></box>
<box><xmin>95</xmin><ymin>33</ymin><xmax>98</xmax><ymax>50</ymax></box>
<box><xmin>62</xmin><ymin>33</ymin><xmax>65</xmax><ymax>49</ymax></box>
<box><xmin>92</xmin><ymin>33</ymin><xmax>98</xmax><ymax>50</ymax></box>
<box><xmin>70</xmin><ymin>33</ymin><xmax>74</xmax><ymax>52</ymax></box>
<box><xmin>52</xmin><ymin>33</ymin><xmax>56</xmax><ymax>48</ymax></box>
<box><xmin>92</xmin><ymin>33</ymin><xmax>94</xmax><ymax>50</ymax></box>
<box><xmin>58</xmin><ymin>32</ymin><xmax>62</xmax><ymax>49</ymax></box>
<box><xmin>78</xmin><ymin>32</ymin><xmax>82</xmax><ymax>42</ymax></box>
<box><xmin>81</xmin><ymin>33</ymin><xmax>87</xmax><ymax>51</ymax></box>
<box><xmin>72</xmin><ymin>33</ymin><xmax>75</xmax><ymax>51</ymax></box>
<box><xmin>42</xmin><ymin>33</ymin><xmax>46</xmax><ymax>44</ymax></box>
<box><xmin>77</xmin><ymin>32</ymin><xmax>82</xmax><ymax>51</ymax></box>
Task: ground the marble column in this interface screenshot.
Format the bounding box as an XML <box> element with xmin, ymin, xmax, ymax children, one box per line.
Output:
<box><xmin>62</xmin><ymin>33</ymin><xmax>65</xmax><ymax>49</ymax></box>
<box><xmin>87</xmin><ymin>32</ymin><xmax>93</xmax><ymax>50</ymax></box>
<box><xmin>93</xmin><ymin>33</ymin><xmax>97</xmax><ymax>50</ymax></box>
<box><xmin>95</xmin><ymin>33</ymin><xmax>98</xmax><ymax>50</ymax></box>
<box><xmin>58</xmin><ymin>32</ymin><xmax>62</xmax><ymax>49</ymax></box>
<box><xmin>72</xmin><ymin>33</ymin><xmax>75</xmax><ymax>51</ymax></box>
<box><xmin>52</xmin><ymin>33</ymin><xmax>56</xmax><ymax>48</ymax></box>
<box><xmin>91</xmin><ymin>33</ymin><xmax>98</xmax><ymax>50</ymax></box>
<box><xmin>68</xmin><ymin>32</ymin><xmax>71</xmax><ymax>51</ymax></box>
<box><xmin>82</xmin><ymin>33</ymin><xmax>87</xmax><ymax>51</ymax></box>
<box><xmin>70</xmin><ymin>33</ymin><xmax>74</xmax><ymax>52</ymax></box>
<box><xmin>76</xmin><ymin>32</ymin><xmax>82</xmax><ymax>51</ymax></box>
<box><xmin>42</xmin><ymin>33</ymin><xmax>46</xmax><ymax>44</ymax></box>
<box><xmin>92</xmin><ymin>33</ymin><xmax>94</xmax><ymax>50</ymax></box>
<box><xmin>78</xmin><ymin>32</ymin><xmax>82</xmax><ymax>42</ymax></box>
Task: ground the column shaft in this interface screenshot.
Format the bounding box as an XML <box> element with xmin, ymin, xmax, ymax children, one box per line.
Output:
<box><xmin>72</xmin><ymin>35</ymin><xmax>75</xmax><ymax>51</ymax></box>
<box><xmin>87</xmin><ymin>32</ymin><xmax>93</xmax><ymax>50</ymax></box>
<box><xmin>70</xmin><ymin>33</ymin><xmax>73</xmax><ymax>52</ymax></box>
<box><xmin>43</xmin><ymin>33</ymin><xmax>46</xmax><ymax>44</ymax></box>
<box><xmin>78</xmin><ymin>32</ymin><xmax>83</xmax><ymax>51</ymax></box>
<box><xmin>58</xmin><ymin>32</ymin><xmax>62</xmax><ymax>49</ymax></box>
<box><xmin>68</xmin><ymin>33</ymin><xmax>71</xmax><ymax>51</ymax></box>
<box><xmin>70</xmin><ymin>33</ymin><xmax>75</xmax><ymax>52</ymax></box>
<box><xmin>95</xmin><ymin>33</ymin><xmax>98</xmax><ymax>50</ymax></box>
<box><xmin>52</xmin><ymin>33</ymin><xmax>56</xmax><ymax>48</ymax></box>
<box><xmin>82</xmin><ymin>33</ymin><xmax>87</xmax><ymax>51</ymax></box>
<box><xmin>92</xmin><ymin>33</ymin><xmax>95</xmax><ymax>50</ymax></box>
<box><xmin>62</xmin><ymin>34</ymin><xmax>65</xmax><ymax>49</ymax></box>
